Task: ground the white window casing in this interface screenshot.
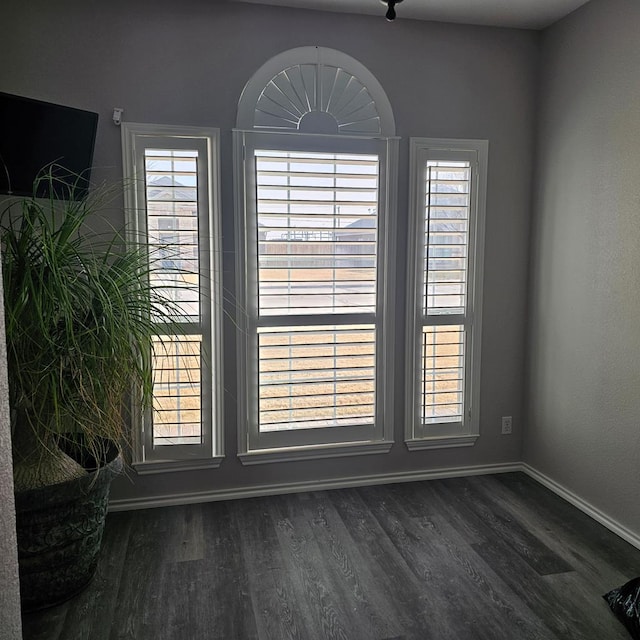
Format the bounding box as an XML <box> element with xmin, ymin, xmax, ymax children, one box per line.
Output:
<box><xmin>405</xmin><ymin>138</ymin><xmax>488</xmax><ymax>450</ymax></box>
<box><xmin>235</xmin><ymin>47</ymin><xmax>398</xmax><ymax>464</ymax></box>
<box><xmin>122</xmin><ymin>123</ymin><xmax>224</xmax><ymax>471</ymax></box>
<box><xmin>235</xmin><ymin>131</ymin><xmax>397</xmax><ymax>463</ymax></box>
<box><xmin>236</xmin><ymin>46</ymin><xmax>396</xmax><ymax>136</ymax></box>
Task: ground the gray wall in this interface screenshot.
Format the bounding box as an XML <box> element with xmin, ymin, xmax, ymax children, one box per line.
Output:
<box><xmin>526</xmin><ymin>0</ymin><xmax>640</xmax><ymax>535</ymax></box>
<box><xmin>0</xmin><ymin>0</ymin><xmax>537</xmax><ymax>503</ymax></box>
<box><xmin>0</xmin><ymin>259</ymin><xmax>22</xmax><ymax>638</ymax></box>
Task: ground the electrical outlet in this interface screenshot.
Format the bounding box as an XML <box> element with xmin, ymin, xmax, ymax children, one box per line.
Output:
<box><xmin>501</xmin><ymin>416</ymin><xmax>513</xmax><ymax>435</ymax></box>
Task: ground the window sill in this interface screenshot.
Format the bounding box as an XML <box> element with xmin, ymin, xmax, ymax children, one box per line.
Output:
<box><xmin>405</xmin><ymin>435</ymin><xmax>479</xmax><ymax>451</ymax></box>
<box><xmin>133</xmin><ymin>456</ymin><xmax>224</xmax><ymax>475</ymax></box>
<box><xmin>238</xmin><ymin>440</ymin><xmax>394</xmax><ymax>466</ymax></box>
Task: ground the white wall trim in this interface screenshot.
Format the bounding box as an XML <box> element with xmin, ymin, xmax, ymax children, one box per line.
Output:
<box><xmin>110</xmin><ymin>460</ymin><xmax>640</xmax><ymax>552</ymax></box>
<box><xmin>109</xmin><ymin>462</ymin><xmax>520</xmax><ymax>512</ymax></box>
<box><xmin>405</xmin><ymin>435</ymin><xmax>479</xmax><ymax>451</ymax></box>
<box><xmin>238</xmin><ymin>440</ymin><xmax>393</xmax><ymax>465</ymax></box>
<box><xmin>133</xmin><ymin>456</ymin><xmax>224</xmax><ymax>475</ymax></box>
<box><xmin>522</xmin><ymin>463</ymin><xmax>640</xmax><ymax>551</ymax></box>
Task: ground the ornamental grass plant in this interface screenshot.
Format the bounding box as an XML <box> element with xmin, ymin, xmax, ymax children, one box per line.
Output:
<box><xmin>2</xmin><ymin>170</ymin><xmax>173</xmax><ymax>492</ymax></box>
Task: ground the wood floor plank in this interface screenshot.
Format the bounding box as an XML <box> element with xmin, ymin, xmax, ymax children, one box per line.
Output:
<box><xmin>358</xmin><ymin>483</ymin><xmax>557</xmax><ymax>640</ymax></box>
<box><xmin>496</xmin><ymin>473</ymin><xmax>640</xmax><ymax>576</ymax></box>
<box><xmin>472</xmin><ymin>475</ymin><xmax>631</xmax><ymax>591</ymax></box>
<box><xmin>58</xmin><ymin>511</ymin><xmax>134</xmax><ymax>640</ymax></box>
<box><xmin>435</xmin><ymin>477</ymin><xmax>574</xmax><ymax>576</ymax></box>
<box><xmin>358</xmin><ymin>483</ymin><xmax>497</xmax><ymax>639</ymax></box>
<box><xmin>420</xmin><ymin>513</ymin><xmax>558</xmax><ymax>640</ymax></box>
<box><xmin>199</xmin><ymin>500</ymin><xmax>259</xmax><ymax>640</ymax></box>
<box><xmin>470</xmin><ymin>537</ymin><xmax>587</xmax><ymax>639</ymax></box>
<box><xmin>233</xmin><ymin>497</ymin><xmax>309</xmax><ymax>640</ymax></box>
<box><xmin>108</xmin><ymin>508</ymin><xmax>169</xmax><ymax>640</ymax></box>
<box><xmin>542</xmin><ymin>571</ymin><xmax>629</xmax><ymax>640</ymax></box>
<box><xmin>389</xmin><ymin>478</ymin><xmax>485</xmax><ymax>545</ymax></box>
<box><xmin>20</xmin><ymin>472</ymin><xmax>640</xmax><ymax>640</ymax></box>
<box><xmin>328</xmin><ymin>487</ymin><xmax>436</xmax><ymax>639</ymax></box>
<box><xmin>268</xmin><ymin>493</ymin><xmax>361</xmax><ymax>640</ymax></box>
<box><xmin>163</xmin><ymin>503</ymin><xmax>205</xmax><ymax>564</ymax></box>
<box><xmin>301</xmin><ymin>491</ymin><xmax>404</xmax><ymax>640</ymax></box>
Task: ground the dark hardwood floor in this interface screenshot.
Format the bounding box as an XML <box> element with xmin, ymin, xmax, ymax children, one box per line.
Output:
<box><xmin>21</xmin><ymin>472</ymin><xmax>640</xmax><ymax>640</ymax></box>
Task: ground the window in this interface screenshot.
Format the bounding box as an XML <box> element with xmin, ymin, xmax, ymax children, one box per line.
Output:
<box><xmin>235</xmin><ymin>47</ymin><xmax>397</xmax><ymax>462</ymax></box>
<box><xmin>405</xmin><ymin>138</ymin><xmax>488</xmax><ymax>449</ymax></box>
<box><xmin>122</xmin><ymin>124</ymin><xmax>223</xmax><ymax>470</ymax></box>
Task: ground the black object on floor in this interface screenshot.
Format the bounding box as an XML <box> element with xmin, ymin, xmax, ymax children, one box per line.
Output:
<box><xmin>604</xmin><ymin>577</ymin><xmax>640</xmax><ymax>639</ymax></box>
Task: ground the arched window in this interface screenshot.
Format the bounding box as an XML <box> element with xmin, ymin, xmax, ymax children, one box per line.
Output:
<box><xmin>236</xmin><ymin>46</ymin><xmax>395</xmax><ymax>136</ymax></box>
<box><xmin>235</xmin><ymin>47</ymin><xmax>398</xmax><ymax>461</ymax></box>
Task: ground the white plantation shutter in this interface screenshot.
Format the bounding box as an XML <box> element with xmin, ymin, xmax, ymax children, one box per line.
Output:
<box><xmin>421</xmin><ymin>325</ymin><xmax>465</xmax><ymax>424</ymax></box>
<box><xmin>144</xmin><ymin>149</ymin><xmax>204</xmax><ymax>447</ymax></box>
<box><xmin>122</xmin><ymin>125</ymin><xmax>223</xmax><ymax>465</ymax></box>
<box><xmin>255</xmin><ymin>151</ymin><xmax>378</xmax><ymax>433</ymax></box>
<box><xmin>237</xmin><ymin>131</ymin><xmax>395</xmax><ymax>455</ymax></box>
<box><xmin>256</xmin><ymin>151</ymin><xmax>378</xmax><ymax>316</ymax></box>
<box><xmin>151</xmin><ymin>335</ymin><xmax>202</xmax><ymax>445</ymax></box>
<box><xmin>407</xmin><ymin>139</ymin><xmax>487</xmax><ymax>446</ymax></box>
<box><xmin>258</xmin><ymin>325</ymin><xmax>376</xmax><ymax>431</ymax></box>
<box><xmin>145</xmin><ymin>149</ymin><xmax>200</xmax><ymax>322</ymax></box>
<box><xmin>423</xmin><ymin>162</ymin><xmax>470</xmax><ymax>317</ymax></box>
<box><xmin>421</xmin><ymin>160</ymin><xmax>470</xmax><ymax>424</ymax></box>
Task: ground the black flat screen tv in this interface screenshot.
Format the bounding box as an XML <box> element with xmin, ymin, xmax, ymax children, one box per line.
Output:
<box><xmin>0</xmin><ymin>92</ymin><xmax>99</xmax><ymax>200</ymax></box>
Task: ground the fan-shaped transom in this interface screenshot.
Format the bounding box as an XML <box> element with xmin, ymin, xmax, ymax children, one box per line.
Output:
<box><xmin>237</xmin><ymin>47</ymin><xmax>395</xmax><ymax>137</ymax></box>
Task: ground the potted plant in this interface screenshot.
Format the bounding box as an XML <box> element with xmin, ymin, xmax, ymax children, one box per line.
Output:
<box><xmin>2</xmin><ymin>171</ymin><xmax>170</xmax><ymax>611</ymax></box>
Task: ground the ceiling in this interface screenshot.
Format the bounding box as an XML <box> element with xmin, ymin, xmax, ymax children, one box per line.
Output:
<box><xmin>231</xmin><ymin>0</ymin><xmax>591</xmax><ymax>30</ymax></box>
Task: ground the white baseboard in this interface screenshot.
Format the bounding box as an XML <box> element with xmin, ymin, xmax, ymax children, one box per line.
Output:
<box><xmin>108</xmin><ymin>462</ymin><xmax>521</xmax><ymax>512</ymax></box>
<box><xmin>522</xmin><ymin>463</ymin><xmax>640</xmax><ymax>551</ymax></box>
<box><xmin>108</xmin><ymin>460</ymin><xmax>640</xmax><ymax>552</ymax></box>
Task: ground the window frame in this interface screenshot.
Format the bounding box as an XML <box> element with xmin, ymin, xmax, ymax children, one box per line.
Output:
<box><xmin>234</xmin><ymin>129</ymin><xmax>397</xmax><ymax>464</ymax></box>
<box><xmin>122</xmin><ymin>122</ymin><xmax>224</xmax><ymax>472</ymax></box>
<box><xmin>405</xmin><ymin>137</ymin><xmax>488</xmax><ymax>450</ymax></box>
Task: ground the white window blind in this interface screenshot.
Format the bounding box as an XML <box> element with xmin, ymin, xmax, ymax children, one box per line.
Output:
<box><xmin>258</xmin><ymin>325</ymin><xmax>376</xmax><ymax>431</ymax></box>
<box><xmin>151</xmin><ymin>335</ymin><xmax>202</xmax><ymax>445</ymax></box>
<box><xmin>256</xmin><ymin>150</ymin><xmax>378</xmax><ymax>316</ymax></box>
<box><xmin>422</xmin><ymin>160</ymin><xmax>470</xmax><ymax>424</ymax></box>
<box><xmin>145</xmin><ymin>148</ymin><xmax>204</xmax><ymax>447</ymax></box>
<box><xmin>145</xmin><ymin>149</ymin><xmax>200</xmax><ymax>322</ymax></box>
<box><xmin>256</xmin><ymin>150</ymin><xmax>378</xmax><ymax>434</ymax></box>
<box><xmin>406</xmin><ymin>139</ymin><xmax>487</xmax><ymax>447</ymax></box>
<box><xmin>423</xmin><ymin>161</ymin><xmax>470</xmax><ymax>317</ymax></box>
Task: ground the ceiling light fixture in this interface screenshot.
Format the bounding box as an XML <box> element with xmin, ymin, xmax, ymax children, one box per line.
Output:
<box><xmin>381</xmin><ymin>0</ymin><xmax>403</xmax><ymax>21</ymax></box>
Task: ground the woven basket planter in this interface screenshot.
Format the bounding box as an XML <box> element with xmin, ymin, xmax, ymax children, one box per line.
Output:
<box><xmin>15</xmin><ymin>439</ymin><xmax>122</xmax><ymax>612</ymax></box>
